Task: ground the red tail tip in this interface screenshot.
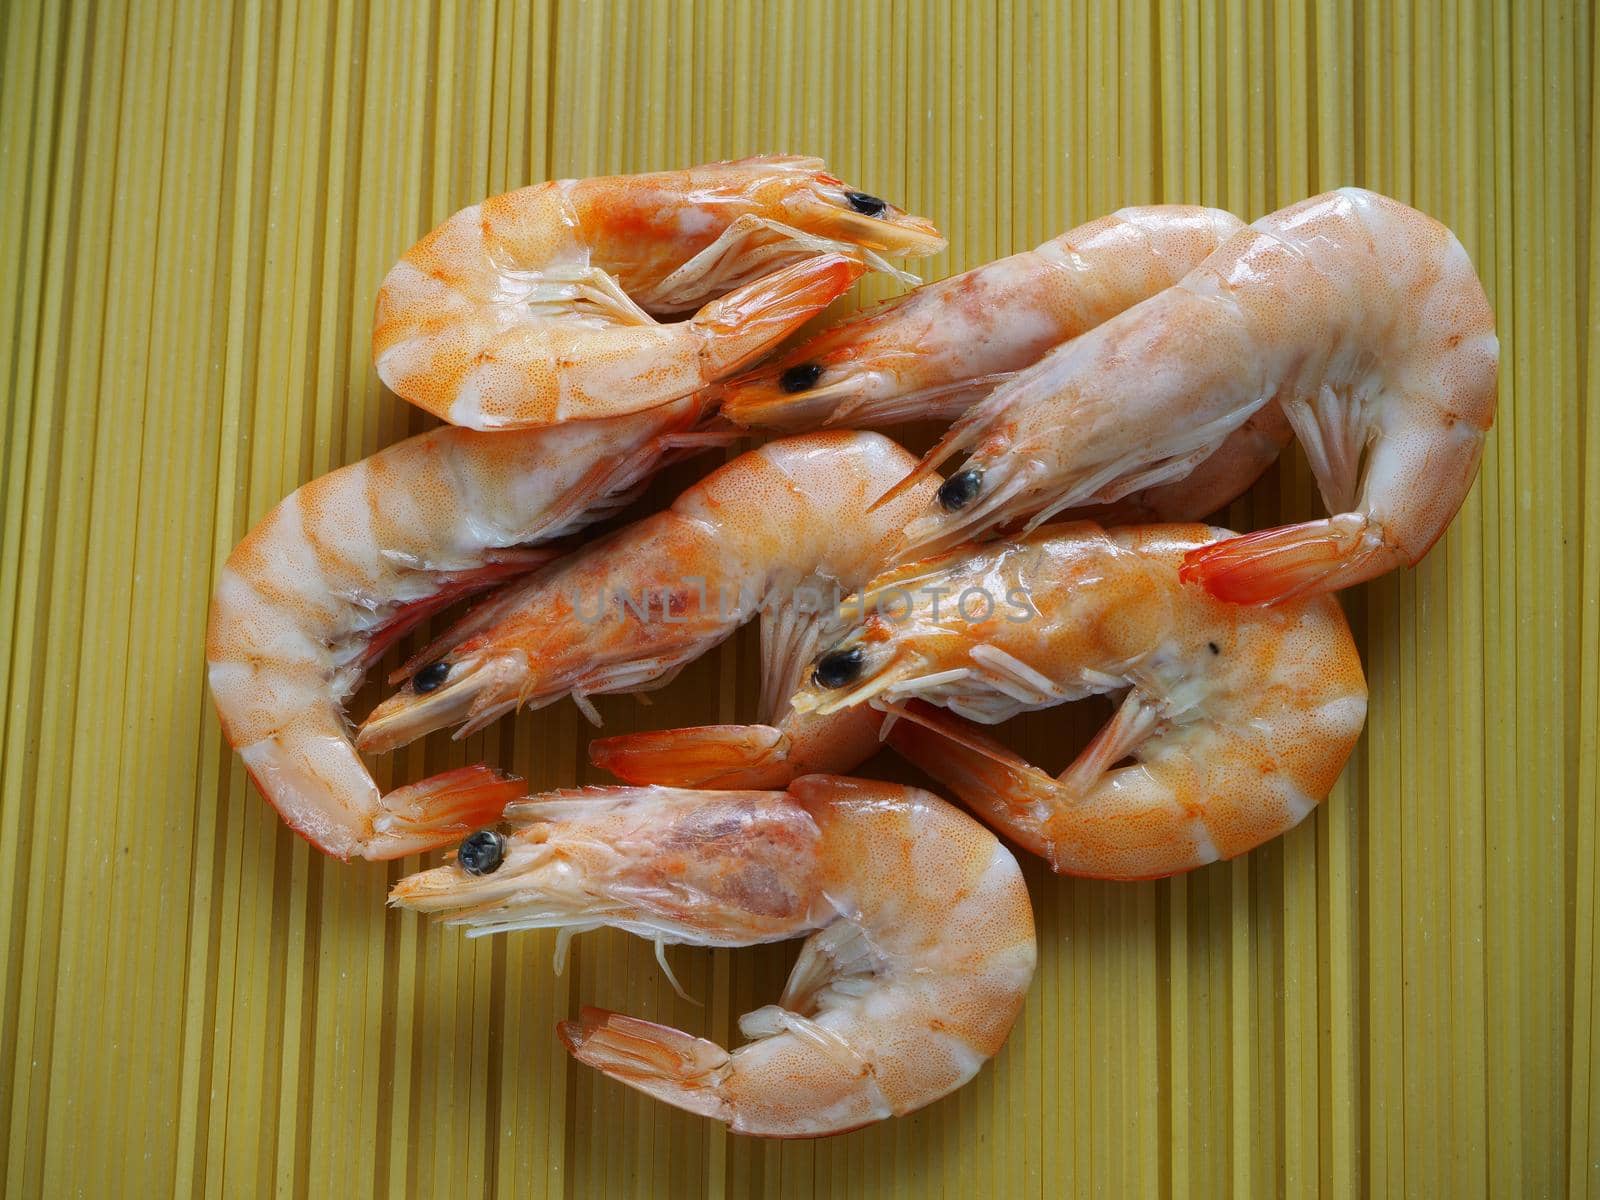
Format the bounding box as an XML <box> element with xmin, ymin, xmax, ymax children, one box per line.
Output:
<box><xmin>366</xmin><ymin>763</ymin><xmax>524</xmax><ymax>860</ymax></box>
<box><xmin>1179</xmin><ymin>516</ymin><xmax>1384</xmax><ymax>605</ymax></box>
<box><xmin>589</xmin><ymin>725</ymin><xmax>791</xmax><ymax>788</ymax></box>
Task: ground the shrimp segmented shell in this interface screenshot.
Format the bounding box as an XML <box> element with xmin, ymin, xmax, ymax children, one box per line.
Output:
<box><xmin>793</xmin><ymin>523</ymin><xmax>1368</xmax><ymax>879</ymax></box>
<box><xmin>375</xmin><ymin>156</ymin><xmax>945</xmax><ymax>429</ymax></box>
<box><xmin>205</xmin><ymin>398</ymin><xmax>722</xmax><ymax>860</ymax></box>
<box><xmin>356</xmin><ymin>431</ymin><xmax>940</xmax><ymax>780</ymax></box>
<box><xmin>887</xmin><ymin>188</ymin><xmax>1497</xmax><ymax>603</ymax></box>
<box><xmin>390</xmin><ymin>775</ymin><xmax>1037</xmax><ymax>1137</ymax></box>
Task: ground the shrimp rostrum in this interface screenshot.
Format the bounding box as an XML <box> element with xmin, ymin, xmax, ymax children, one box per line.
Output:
<box><xmin>206</xmin><ymin>398</ymin><xmax>721</xmax><ymax>860</ymax></box>
<box><xmin>888</xmin><ymin>188</ymin><xmax>1497</xmax><ymax>604</ymax></box>
<box><xmin>390</xmin><ymin>775</ymin><xmax>1037</xmax><ymax>1137</ymax></box>
<box><xmin>792</xmin><ymin>523</ymin><xmax>1368</xmax><ymax>880</ymax></box>
<box><xmin>357</xmin><ymin>431</ymin><xmax>941</xmax><ymax>789</ymax></box>
<box><xmin>374</xmin><ymin>155</ymin><xmax>945</xmax><ymax>429</ymax></box>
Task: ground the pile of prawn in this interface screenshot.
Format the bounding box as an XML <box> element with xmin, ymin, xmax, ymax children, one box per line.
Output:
<box><xmin>203</xmin><ymin>158</ymin><xmax>1496</xmax><ymax>1137</ymax></box>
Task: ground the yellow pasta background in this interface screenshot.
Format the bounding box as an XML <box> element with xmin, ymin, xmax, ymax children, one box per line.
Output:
<box><xmin>1</xmin><ymin>0</ymin><xmax>1595</xmax><ymax>1195</ymax></box>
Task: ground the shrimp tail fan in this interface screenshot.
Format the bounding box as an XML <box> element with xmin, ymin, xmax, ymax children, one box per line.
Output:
<box><xmin>696</xmin><ymin>254</ymin><xmax>866</xmax><ymax>378</ymax></box>
<box><xmin>884</xmin><ymin>703</ymin><xmax>1061</xmax><ymax>864</ymax></box>
<box><xmin>369</xmin><ymin>765</ymin><xmax>525</xmax><ymax>860</ymax></box>
<box><xmin>558</xmin><ymin>1007</ymin><xmax>733</xmax><ymax>1121</ymax></box>
<box><xmin>588</xmin><ymin>724</ymin><xmax>797</xmax><ymax>788</ymax></box>
<box><xmin>1178</xmin><ymin>511</ymin><xmax>1393</xmax><ymax>605</ymax></box>
<box><xmin>885</xmin><ymin>700</ymin><xmax>1218</xmax><ymax>882</ymax></box>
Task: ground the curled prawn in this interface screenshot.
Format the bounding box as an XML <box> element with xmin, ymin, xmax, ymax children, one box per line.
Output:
<box><xmin>884</xmin><ymin>188</ymin><xmax>1497</xmax><ymax>603</ymax></box>
<box><xmin>205</xmin><ymin>397</ymin><xmax>723</xmax><ymax>860</ymax></box>
<box><xmin>355</xmin><ymin>432</ymin><xmax>941</xmax><ymax>786</ymax></box>
<box><xmin>792</xmin><ymin>523</ymin><xmax>1368</xmax><ymax>880</ymax></box>
<box><xmin>374</xmin><ymin>155</ymin><xmax>945</xmax><ymax>429</ymax></box>
<box><xmin>389</xmin><ymin>775</ymin><xmax>1037</xmax><ymax>1137</ymax></box>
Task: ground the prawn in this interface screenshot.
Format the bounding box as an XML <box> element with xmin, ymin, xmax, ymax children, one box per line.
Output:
<box><xmin>205</xmin><ymin>396</ymin><xmax>725</xmax><ymax>860</ymax></box>
<box><xmin>374</xmin><ymin>155</ymin><xmax>945</xmax><ymax>430</ymax></box>
<box><xmin>354</xmin><ymin>432</ymin><xmax>940</xmax><ymax>784</ymax></box>
<box><xmin>721</xmin><ymin>204</ymin><xmax>1243</xmax><ymax>431</ymax></box>
<box><xmin>791</xmin><ymin>523</ymin><xmax>1368</xmax><ymax>880</ymax></box>
<box><xmin>882</xmin><ymin>188</ymin><xmax>1498</xmax><ymax>604</ymax></box>
<box><xmin>389</xmin><ymin>775</ymin><xmax>1037</xmax><ymax>1137</ymax></box>
<box><xmin>719</xmin><ymin>205</ymin><xmax>1298</xmax><ymax>528</ymax></box>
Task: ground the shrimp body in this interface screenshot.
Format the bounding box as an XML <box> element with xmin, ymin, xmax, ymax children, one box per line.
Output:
<box><xmin>793</xmin><ymin>523</ymin><xmax>1368</xmax><ymax>879</ymax></box>
<box><xmin>892</xmin><ymin>189</ymin><xmax>1497</xmax><ymax>603</ymax></box>
<box><xmin>206</xmin><ymin>398</ymin><xmax>719</xmax><ymax>860</ymax></box>
<box><xmin>390</xmin><ymin>775</ymin><xmax>1037</xmax><ymax>1137</ymax></box>
<box><xmin>374</xmin><ymin>156</ymin><xmax>945</xmax><ymax>429</ymax></box>
<box><xmin>721</xmin><ymin>204</ymin><xmax>1243</xmax><ymax>431</ymax></box>
<box><xmin>356</xmin><ymin>432</ymin><xmax>940</xmax><ymax>766</ymax></box>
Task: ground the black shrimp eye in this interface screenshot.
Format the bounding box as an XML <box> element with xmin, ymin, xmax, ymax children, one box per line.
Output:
<box><xmin>780</xmin><ymin>363</ymin><xmax>825</xmax><ymax>393</ymax></box>
<box><xmin>458</xmin><ymin>829</ymin><xmax>506</xmax><ymax>876</ymax></box>
<box><xmin>844</xmin><ymin>190</ymin><xmax>888</xmax><ymax>217</ymax></box>
<box><xmin>937</xmin><ymin>468</ymin><xmax>984</xmax><ymax>512</ymax></box>
<box><xmin>812</xmin><ymin>644</ymin><xmax>866</xmax><ymax>690</ymax></box>
<box><xmin>413</xmin><ymin>661</ymin><xmax>451</xmax><ymax>693</ymax></box>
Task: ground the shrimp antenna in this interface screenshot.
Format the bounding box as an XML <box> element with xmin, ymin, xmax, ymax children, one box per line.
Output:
<box><xmin>655</xmin><ymin>937</ymin><xmax>703</xmax><ymax>1006</ymax></box>
<box><xmin>877</xmin><ymin>699</ymin><xmax>1028</xmax><ymax>771</ymax></box>
<box><xmin>866</xmin><ymin>395</ymin><xmax>995</xmax><ymax>511</ymax></box>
